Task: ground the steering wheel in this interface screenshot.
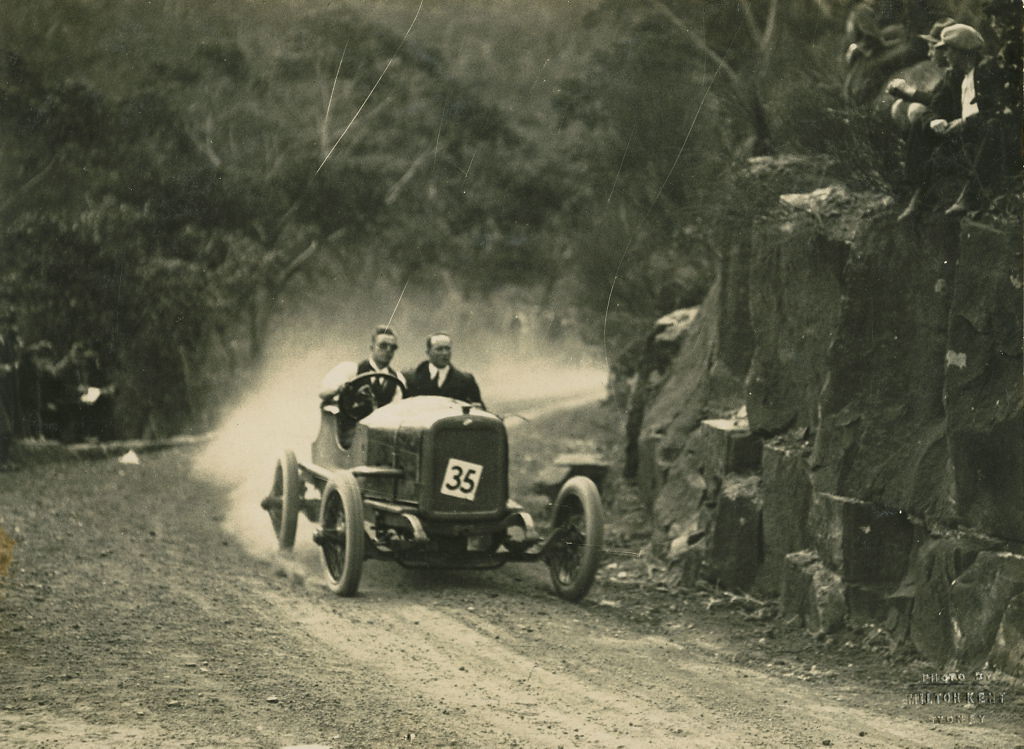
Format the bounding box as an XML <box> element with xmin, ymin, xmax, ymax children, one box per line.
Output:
<box><xmin>334</xmin><ymin>371</ymin><xmax>407</xmax><ymax>421</ymax></box>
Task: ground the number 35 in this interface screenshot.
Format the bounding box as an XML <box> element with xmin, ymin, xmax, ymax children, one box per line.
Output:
<box><xmin>444</xmin><ymin>465</ymin><xmax>477</xmax><ymax>493</ymax></box>
<box><xmin>440</xmin><ymin>459</ymin><xmax>483</xmax><ymax>500</ymax></box>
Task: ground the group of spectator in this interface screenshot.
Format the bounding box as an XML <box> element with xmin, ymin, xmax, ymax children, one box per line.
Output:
<box><xmin>0</xmin><ymin>309</ymin><xmax>116</xmax><ymax>470</ymax></box>
<box><xmin>885</xmin><ymin>5</ymin><xmax>1021</xmax><ymax>221</ymax></box>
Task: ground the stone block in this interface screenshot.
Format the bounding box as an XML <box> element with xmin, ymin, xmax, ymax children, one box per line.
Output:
<box><xmin>780</xmin><ymin>550</ymin><xmax>846</xmax><ymax>635</ymax></box>
<box><xmin>949</xmin><ymin>551</ymin><xmax>1024</xmax><ymax>670</ymax></box>
<box><xmin>696</xmin><ymin>418</ymin><xmax>762</xmax><ymax>478</ymax></box>
<box><xmin>705</xmin><ymin>476</ymin><xmax>762</xmax><ymax>590</ymax></box>
<box><xmin>907</xmin><ymin>536</ymin><xmax>993</xmax><ymax>667</ymax></box>
<box><xmin>809</xmin><ymin>492</ymin><xmax>913</xmax><ymax>583</ymax></box>
<box><xmin>989</xmin><ymin>592</ymin><xmax>1024</xmax><ymax>679</ymax></box>
<box><xmin>758</xmin><ymin>442</ymin><xmax>813</xmax><ymax>594</ymax></box>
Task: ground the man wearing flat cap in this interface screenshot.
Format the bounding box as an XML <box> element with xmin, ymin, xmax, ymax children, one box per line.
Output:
<box><xmin>927</xmin><ymin>23</ymin><xmax>995</xmax><ymax>214</ymax></box>
<box><xmin>887</xmin><ymin>17</ymin><xmax>962</xmax><ymax>220</ymax></box>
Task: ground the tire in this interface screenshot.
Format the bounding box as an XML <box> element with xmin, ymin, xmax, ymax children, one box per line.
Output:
<box><xmin>319</xmin><ymin>472</ymin><xmax>365</xmax><ymax>596</ymax></box>
<box><xmin>546</xmin><ymin>476</ymin><xmax>604</xmax><ymax>602</ymax></box>
<box><xmin>270</xmin><ymin>450</ymin><xmax>301</xmax><ymax>551</ymax></box>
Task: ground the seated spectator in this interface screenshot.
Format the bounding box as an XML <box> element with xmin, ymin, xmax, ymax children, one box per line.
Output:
<box><xmin>54</xmin><ymin>341</ymin><xmax>117</xmax><ymax>443</ymax></box>
<box><xmin>888</xmin><ymin>18</ymin><xmax>958</xmax><ymax>121</ymax></box>
<box><xmin>890</xmin><ymin>21</ymin><xmax>1017</xmax><ymax>219</ymax></box>
<box><xmin>927</xmin><ymin>23</ymin><xmax>1001</xmax><ymax>215</ymax></box>
<box><xmin>886</xmin><ymin>18</ymin><xmax>962</xmax><ymax>220</ymax></box>
<box><xmin>842</xmin><ymin>0</ymin><xmax>929</xmax><ymax>104</ymax></box>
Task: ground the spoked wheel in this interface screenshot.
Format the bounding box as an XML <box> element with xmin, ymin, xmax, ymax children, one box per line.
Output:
<box><xmin>267</xmin><ymin>450</ymin><xmax>301</xmax><ymax>551</ymax></box>
<box><xmin>546</xmin><ymin>476</ymin><xmax>604</xmax><ymax>602</ymax></box>
<box><xmin>318</xmin><ymin>472</ymin><xmax>365</xmax><ymax>596</ymax></box>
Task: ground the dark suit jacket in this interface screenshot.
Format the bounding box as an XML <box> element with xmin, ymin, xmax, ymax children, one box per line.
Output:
<box><xmin>405</xmin><ymin>361</ymin><xmax>483</xmax><ymax>407</ymax></box>
<box><xmin>356</xmin><ymin>359</ymin><xmax>402</xmax><ymax>406</ymax></box>
<box><xmin>909</xmin><ymin>68</ymin><xmax>963</xmax><ymax>121</ymax></box>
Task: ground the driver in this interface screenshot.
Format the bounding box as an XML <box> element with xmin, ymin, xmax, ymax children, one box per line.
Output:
<box><xmin>318</xmin><ymin>326</ymin><xmax>406</xmax><ymax>406</ymax></box>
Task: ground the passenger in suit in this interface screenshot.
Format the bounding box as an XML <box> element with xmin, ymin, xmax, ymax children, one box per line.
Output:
<box><xmin>405</xmin><ymin>333</ymin><xmax>484</xmax><ymax>408</ymax></box>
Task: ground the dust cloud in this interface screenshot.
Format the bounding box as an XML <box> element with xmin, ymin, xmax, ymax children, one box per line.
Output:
<box><xmin>193</xmin><ymin>282</ymin><xmax>608</xmax><ymax>559</ymax></box>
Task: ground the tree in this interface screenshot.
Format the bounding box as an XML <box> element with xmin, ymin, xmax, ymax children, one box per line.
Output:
<box><xmin>1</xmin><ymin>0</ymin><xmax>577</xmax><ymax>433</ymax></box>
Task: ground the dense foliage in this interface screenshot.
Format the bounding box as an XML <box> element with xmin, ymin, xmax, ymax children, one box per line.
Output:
<box><xmin>2</xmin><ymin>0</ymin><xmax>1018</xmax><ymax>435</ymax></box>
<box><xmin>1</xmin><ymin>0</ymin><xmax>577</xmax><ymax>433</ymax></box>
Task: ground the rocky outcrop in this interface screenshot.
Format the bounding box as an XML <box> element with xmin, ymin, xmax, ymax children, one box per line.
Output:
<box><xmin>626</xmin><ymin>155</ymin><xmax>1024</xmax><ymax>673</ymax></box>
<box><xmin>903</xmin><ymin>535</ymin><xmax>996</xmax><ymax>666</ymax></box>
<box><xmin>949</xmin><ymin>552</ymin><xmax>1024</xmax><ymax>670</ymax></box>
<box><xmin>990</xmin><ymin>592</ymin><xmax>1024</xmax><ymax>679</ymax></box>
<box><xmin>944</xmin><ymin>223</ymin><xmax>1024</xmax><ymax>540</ymax></box>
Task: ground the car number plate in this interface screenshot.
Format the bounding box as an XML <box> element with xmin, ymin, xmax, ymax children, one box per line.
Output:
<box><xmin>440</xmin><ymin>458</ymin><xmax>483</xmax><ymax>502</ymax></box>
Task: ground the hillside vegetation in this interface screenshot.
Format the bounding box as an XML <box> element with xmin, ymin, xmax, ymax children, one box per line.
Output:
<box><xmin>2</xmin><ymin>0</ymin><xmax>1018</xmax><ymax>434</ymax></box>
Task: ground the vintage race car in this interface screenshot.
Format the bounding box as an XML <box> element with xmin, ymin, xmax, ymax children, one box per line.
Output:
<box><xmin>261</xmin><ymin>370</ymin><xmax>604</xmax><ymax>601</ymax></box>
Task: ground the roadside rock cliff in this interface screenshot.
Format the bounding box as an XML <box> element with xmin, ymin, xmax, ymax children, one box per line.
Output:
<box><xmin>625</xmin><ymin>156</ymin><xmax>1024</xmax><ymax>676</ymax></box>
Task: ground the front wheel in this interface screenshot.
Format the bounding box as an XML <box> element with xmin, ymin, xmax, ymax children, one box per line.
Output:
<box><xmin>318</xmin><ymin>472</ymin><xmax>365</xmax><ymax>596</ymax></box>
<box><xmin>268</xmin><ymin>450</ymin><xmax>301</xmax><ymax>551</ymax></box>
<box><xmin>546</xmin><ymin>476</ymin><xmax>604</xmax><ymax>602</ymax></box>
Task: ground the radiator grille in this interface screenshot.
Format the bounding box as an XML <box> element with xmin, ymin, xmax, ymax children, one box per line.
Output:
<box><xmin>421</xmin><ymin>418</ymin><xmax>507</xmax><ymax>519</ymax></box>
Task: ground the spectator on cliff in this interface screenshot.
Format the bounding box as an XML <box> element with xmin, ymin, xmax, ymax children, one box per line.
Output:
<box><xmin>842</xmin><ymin>1</ymin><xmax>931</xmax><ymax>104</ymax></box>
<box><xmin>844</xmin><ymin>1</ymin><xmax>906</xmax><ymax>63</ymax></box>
<box><xmin>0</xmin><ymin>309</ymin><xmax>22</xmax><ymax>470</ymax></box>
<box><xmin>887</xmin><ymin>17</ymin><xmax>962</xmax><ymax>220</ymax></box>
<box><xmin>927</xmin><ymin>23</ymin><xmax>1002</xmax><ymax>215</ymax></box>
<box><xmin>888</xmin><ymin>18</ymin><xmax>958</xmax><ymax>122</ymax></box>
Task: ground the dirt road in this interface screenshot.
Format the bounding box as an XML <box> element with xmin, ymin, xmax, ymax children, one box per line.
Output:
<box><xmin>1</xmin><ymin>403</ymin><xmax>1021</xmax><ymax>748</ymax></box>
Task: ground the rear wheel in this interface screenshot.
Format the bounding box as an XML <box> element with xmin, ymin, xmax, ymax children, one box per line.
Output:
<box><xmin>268</xmin><ymin>450</ymin><xmax>301</xmax><ymax>551</ymax></box>
<box><xmin>319</xmin><ymin>472</ymin><xmax>365</xmax><ymax>596</ymax></box>
<box><xmin>546</xmin><ymin>476</ymin><xmax>604</xmax><ymax>602</ymax></box>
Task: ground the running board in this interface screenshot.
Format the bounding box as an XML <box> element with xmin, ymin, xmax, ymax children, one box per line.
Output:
<box><xmin>300</xmin><ymin>462</ymin><xmax>404</xmax><ymax>482</ymax></box>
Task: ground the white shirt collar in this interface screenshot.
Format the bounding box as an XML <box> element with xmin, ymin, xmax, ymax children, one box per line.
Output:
<box><xmin>961</xmin><ymin>67</ymin><xmax>979</xmax><ymax>119</ymax></box>
<box><xmin>367</xmin><ymin>358</ymin><xmax>390</xmax><ymax>373</ymax></box>
<box><xmin>428</xmin><ymin>363</ymin><xmax>450</xmax><ymax>381</ymax></box>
